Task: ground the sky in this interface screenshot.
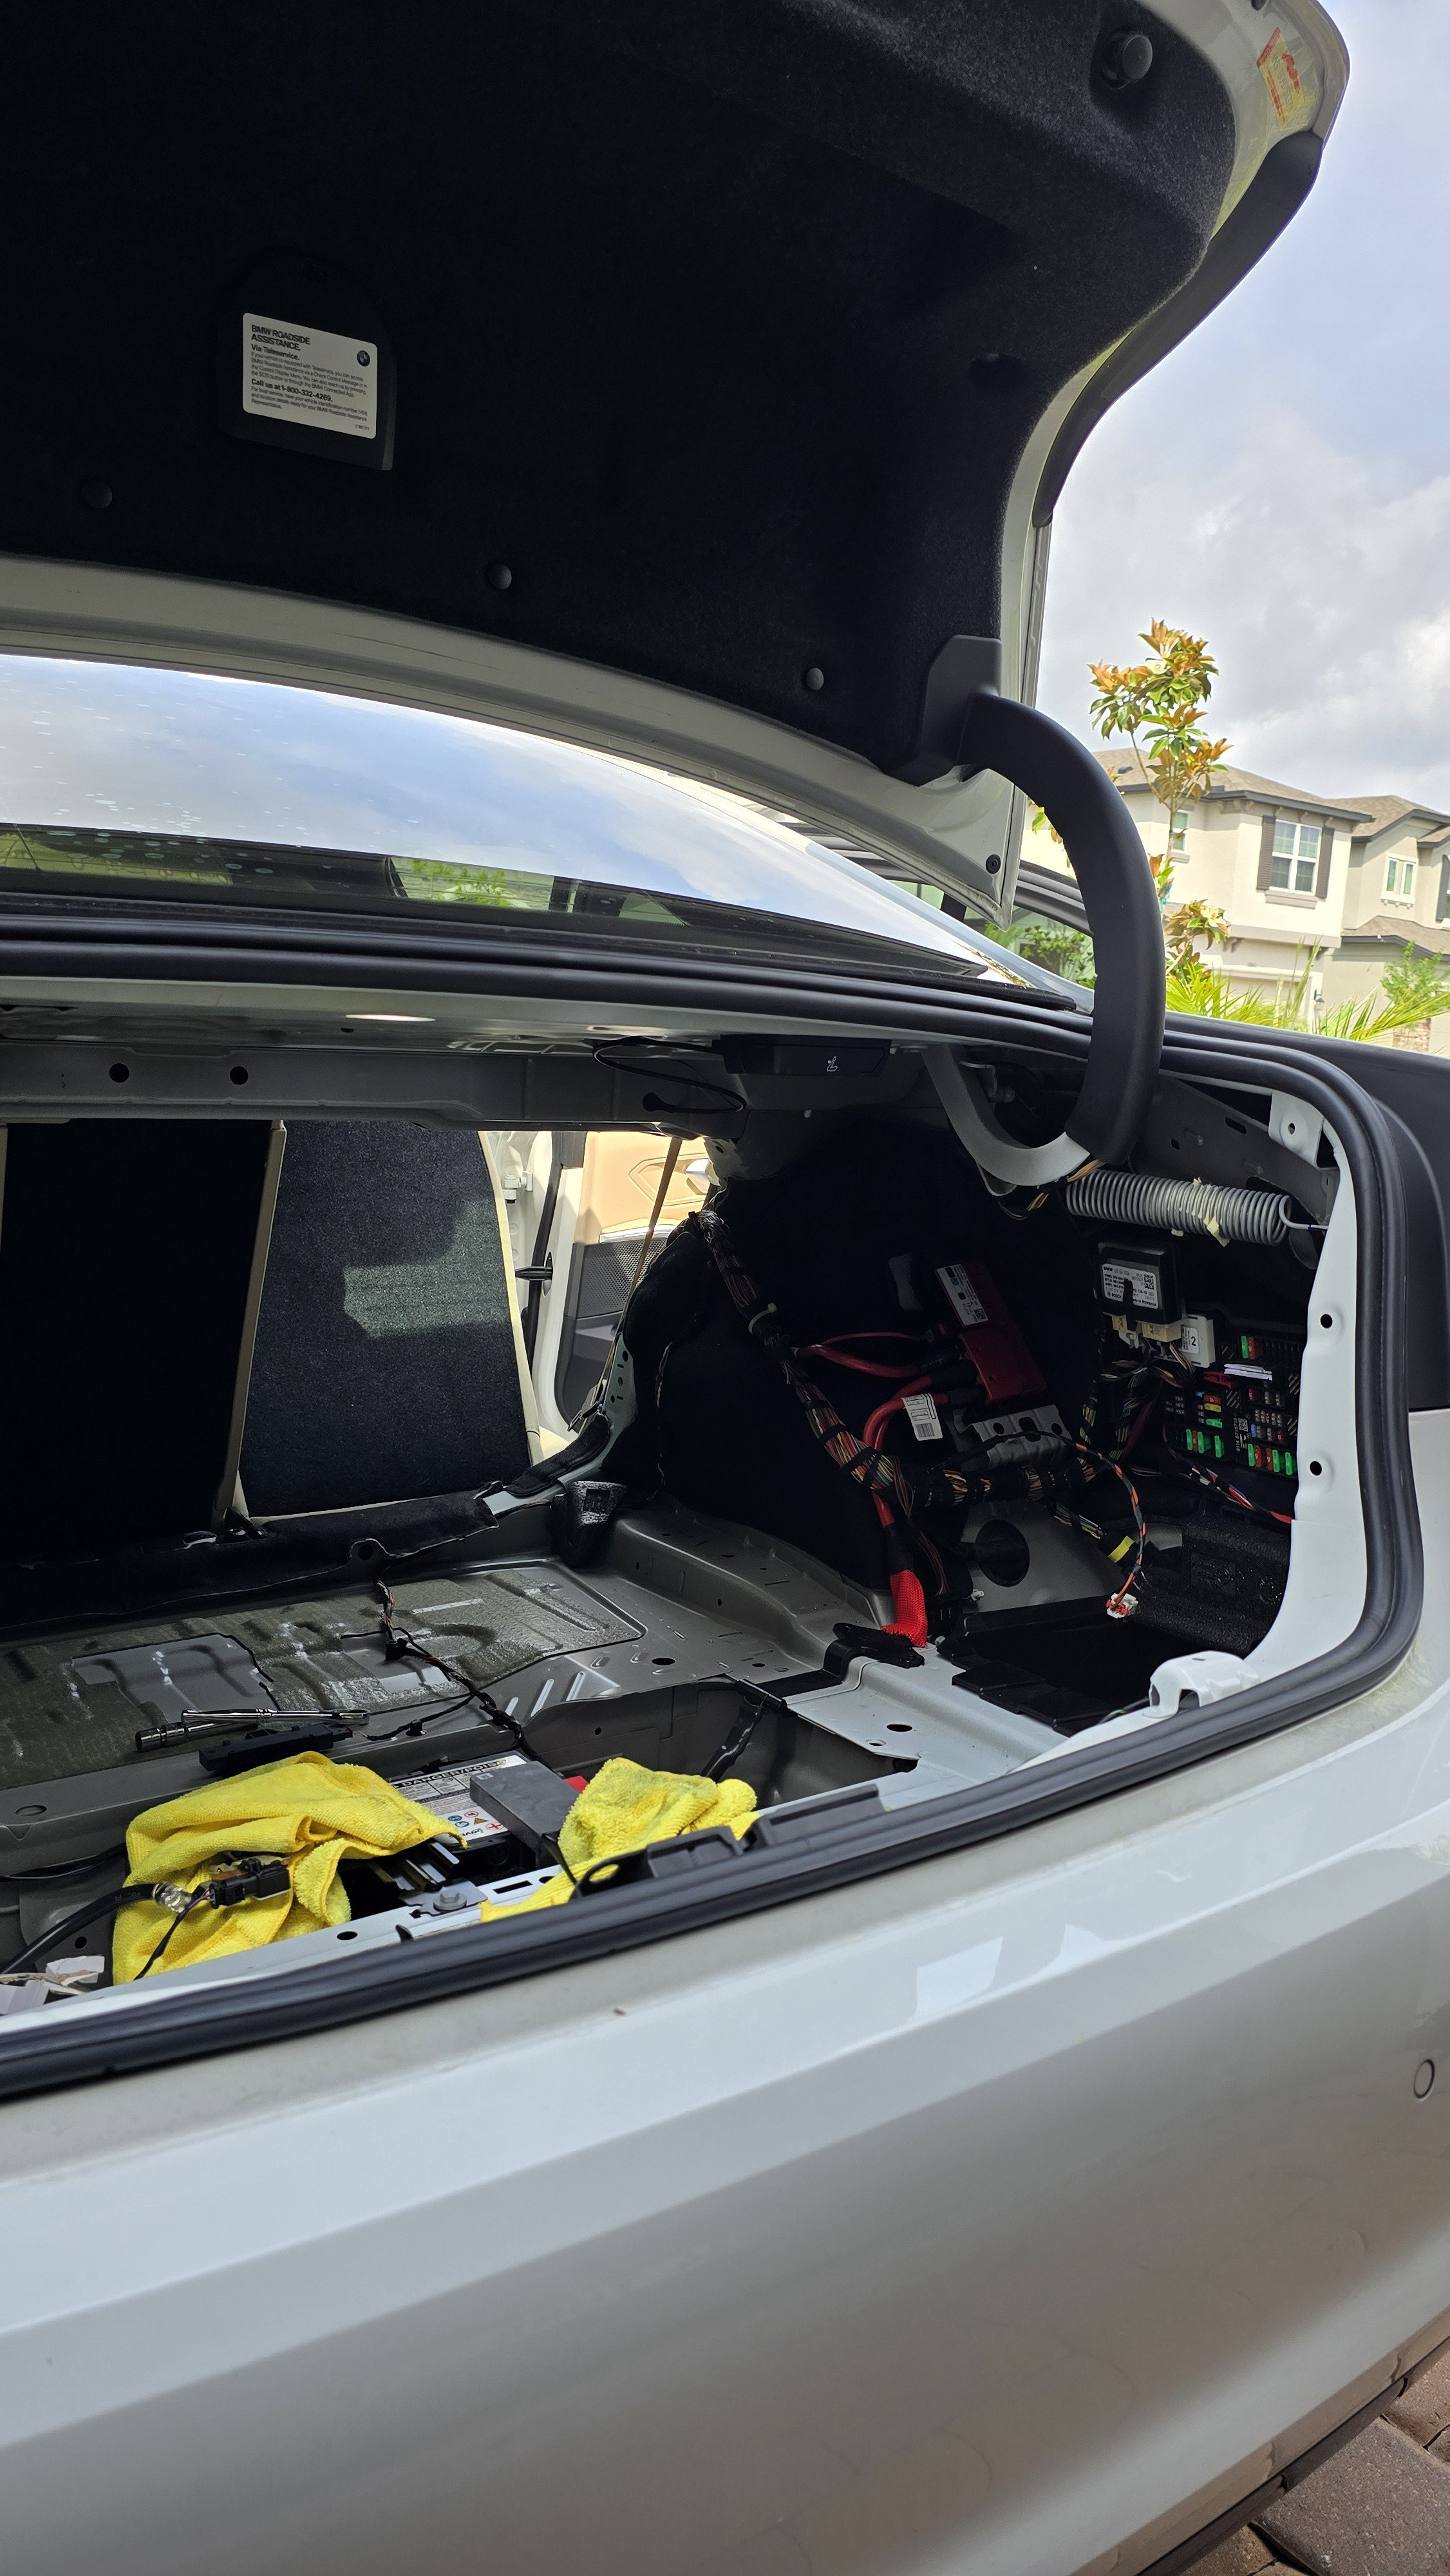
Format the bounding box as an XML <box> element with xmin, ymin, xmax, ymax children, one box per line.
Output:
<box><xmin>1037</xmin><ymin>0</ymin><xmax>1450</xmax><ymax>810</ymax></box>
<box><xmin>0</xmin><ymin>657</ymin><xmax>979</xmax><ymax>961</ymax></box>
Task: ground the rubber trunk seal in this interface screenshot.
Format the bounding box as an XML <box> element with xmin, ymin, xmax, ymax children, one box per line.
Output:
<box><xmin>0</xmin><ymin>1023</ymin><xmax>1420</xmax><ymax>2098</ymax></box>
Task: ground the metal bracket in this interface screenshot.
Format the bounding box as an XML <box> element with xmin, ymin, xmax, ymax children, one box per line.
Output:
<box><xmin>1268</xmin><ymin>1092</ymin><xmax>1326</xmax><ymax>1169</ymax></box>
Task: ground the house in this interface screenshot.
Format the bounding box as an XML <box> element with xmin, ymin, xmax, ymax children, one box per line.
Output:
<box><xmin>1024</xmin><ymin>749</ymin><xmax>1450</xmax><ymax>1053</ymax></box>
<box><xmin>1326</xmin><ymin>795</ymin><xmax>1450</xmax><ymax>1045</ymax></box>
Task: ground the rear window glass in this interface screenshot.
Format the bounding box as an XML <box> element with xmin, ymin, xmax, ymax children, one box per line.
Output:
<box><xmin>0</xmin><ymin>656</ymin><xmax>998</xmax><ymax>973</ymax></box>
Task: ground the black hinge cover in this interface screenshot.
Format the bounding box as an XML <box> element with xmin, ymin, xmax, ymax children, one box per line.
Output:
<box><xmin>893</xmin><ymin>636</ymin><xmax>1002</xmax><ymax>784</ymax></box>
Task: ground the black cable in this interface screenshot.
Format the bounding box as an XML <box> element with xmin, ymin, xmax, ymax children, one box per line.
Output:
<box><xmin>4</xmin><ymin>1883</ymin><xmax>157</xmax><ymax>1978</ymax></box>
<box><xmin>137</xmin><ymin>1914</ymin><xmax>187</xmax><ymax>1978</ymax></box>
<box><xmin>701</xmin><ymin>1683</ymin><xmax>781</xmax><ymax>1781</ymax></box>
<box><xmin>374</xmin><ymin>1584</ymin><xmax>541</xmax><ymax>1759</ymax></box>
<box><xmin>5</xmin><ymin>1857</ymin><xmax>296</xmax><ymax>1981</ymax></box>
<box><xmin>590</xmin><ymin>1045</ymin><xmax>744</xmax><ymax>1117</ymax></box>
<box><xmin>361</xmin><ymin>1693</ymin><xmax>476</xmax><ymax>1745</ymax></box>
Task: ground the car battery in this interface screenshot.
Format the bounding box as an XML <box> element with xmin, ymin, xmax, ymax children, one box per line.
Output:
<box><xmin>390</xmin><ymin>1755</ymin><xmax>529</xmax><ymax>1858</ymax></box>
<box><xmin>391</xmin><ymin>1755</ymin><xmax>590</xmax><ymax>1861</ymax></box>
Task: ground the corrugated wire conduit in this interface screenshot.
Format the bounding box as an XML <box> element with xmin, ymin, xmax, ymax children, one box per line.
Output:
<box><xmin>1064</xmin><ymin>1168</ymin><xmax>1292</xmax><ymax>1247</ymax></box>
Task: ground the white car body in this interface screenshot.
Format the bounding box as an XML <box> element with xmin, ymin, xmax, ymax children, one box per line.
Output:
<box><xmin>8</xmin><ymin>8</ymin><xmax>1445</xmax><ymax>2575</ymax></box>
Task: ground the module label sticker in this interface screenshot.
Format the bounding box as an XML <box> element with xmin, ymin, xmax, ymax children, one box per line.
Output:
<box><xmin>1100</xmin><ymin>1258</ymin><xmax>1162</xmax><ymax>1311</ymax></box>
<box><xmin>243</xmin><ymin>313</ymin><xmax>378</xmax><ymax>439</ymax></box>
<box><xmin>903</xmin><ymin>1393</ymin><xmax>943</xmax><ymax>1443</ymax></box>
<box><xmin>936</xmin><ymin>1262</ymin><xmax>988</xmax><ymax>1327</ymax></box>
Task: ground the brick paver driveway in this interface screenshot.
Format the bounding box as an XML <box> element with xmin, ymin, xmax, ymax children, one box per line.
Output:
<box><xmin>1193</xmin><ymin>2351</ymin><xmax>1450</xmax><ymax>2575</ymax></box>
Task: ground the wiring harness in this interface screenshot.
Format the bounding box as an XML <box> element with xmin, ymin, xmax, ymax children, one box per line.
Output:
<box><xmin>694</xmin><ymin>1208</ymin><xmax>1148</xmax><ymax>1634</ymax></box>
<box><xmin>5</xmin><ymin>1855</ymin><xmax>294</xmax><ymax>1983</ymax></box>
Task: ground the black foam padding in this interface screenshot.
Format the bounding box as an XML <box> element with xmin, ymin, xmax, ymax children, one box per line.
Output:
<box><xmin>0</xmin><ymin>4</ymin><xmax>1232</xmax><ymax>773</ymax></box>
<box><xmin>241</xmin><ymin>1124</ymin><xmax>529</xmax><ymax>1515</ymax></box>
<box><xmin>625</xmin><ymin>1119</ymin><xmax>1101</xmax><ymax>1589</ymax></box>
<box><xmin>0</xmin><ymin>1121</ymin><xmax>271</xmax><ymax>1554</ymax></box>
<box><xmin>1136</xmin><ymin>1515</ymin><xmax>1291</xmax><ymax>1659</ymax></box>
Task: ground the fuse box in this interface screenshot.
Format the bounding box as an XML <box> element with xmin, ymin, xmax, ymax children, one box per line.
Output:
<box><xmin>1160</xmin><ymin>1324</ymin><xmax>1303</xmax><ymax>1490</ymax></box>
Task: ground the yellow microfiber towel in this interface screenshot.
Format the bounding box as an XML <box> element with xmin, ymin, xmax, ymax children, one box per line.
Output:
<box><xmin>113</xmin><ymin>1750</ymin><xmax>462</xmax><ymax>1982</ymax></box>
<box><xmin>477</xmin><ymin>1756</ymin><xmax>757</xmax><ymax>1922</ymax></box>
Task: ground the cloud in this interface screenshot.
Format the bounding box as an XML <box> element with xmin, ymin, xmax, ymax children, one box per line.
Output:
<box><xmin>1037</xmin><ymin>0</ymin><xmax>1450</xmax><ymax>811</ymax></box>
<box><xmin>1040</xmin><ymin>401</ymin><xmax>1450</xmax><ymax>807</ymax></box>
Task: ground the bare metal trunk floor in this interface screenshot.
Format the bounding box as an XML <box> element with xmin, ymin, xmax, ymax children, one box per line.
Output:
<box><xmin>0</xmin><ymin>1569</ymin><xmax>642</xmax><ymax>1790</ymax></box>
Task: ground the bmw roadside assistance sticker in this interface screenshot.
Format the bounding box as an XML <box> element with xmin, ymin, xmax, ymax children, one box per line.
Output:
<box><xmin>242</xmin><ymin>314</ymin><xmax>377</xmax><ymax>439</ymax></box>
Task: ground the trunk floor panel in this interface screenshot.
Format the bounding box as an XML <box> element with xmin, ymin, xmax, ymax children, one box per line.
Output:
<box><xmin>0</xmin><ymin>1568</ymin><xmax>643</xmax><ymax>1792</ymax></box>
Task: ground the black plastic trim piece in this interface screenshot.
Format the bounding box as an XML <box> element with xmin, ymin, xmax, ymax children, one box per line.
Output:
<box><xmin>892</xmin><ymin>634</ymin><xmax>1002</xmax><ymax>786</ymax></box>
<box><xmin>958</xmin><ymin>689</ymin><xmax>1165</xmax><ymax>1162</ymax></box>
<box><xmin>1034</xmin><ymin>133</ymin><xmax>1323</xmax><ymax>529</ymax></box>
<box><xmin>0</xmin><ymin>1017</ymin><xmax>1417</xmax><ymax>2101</ymax></box>
<box><xmin>1136</xmin><ymin>2378</ymin><xmax>1407</xmax><ymax>2576</ymax></box>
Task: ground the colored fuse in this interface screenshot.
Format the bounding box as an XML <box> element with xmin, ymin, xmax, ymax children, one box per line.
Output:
<box><xmin>1285</xmin><ymin>1451</ymin><xmax>1296</xmax><ymax>1476</ymax></box>
<box><xmin>1213</xmin><ymin>1434</ymin><xmax>1224</xmax><ymax>1458</ymax></box>
<box><xmin>1271</xmin><ymin>1448</ymin><xmax>1282</xmax><ymax>1473</ymax></box>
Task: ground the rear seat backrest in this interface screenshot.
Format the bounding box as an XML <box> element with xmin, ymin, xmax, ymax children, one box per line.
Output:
<box><xmin>0</xmin><ymin>1120</ymin><xmax>274</xmax><ymax>1555</ymax></box>
<box><xmin>240</xmin><ymin>1122</ymin><xmax>530</xmax><ymax>1516</ymax></box>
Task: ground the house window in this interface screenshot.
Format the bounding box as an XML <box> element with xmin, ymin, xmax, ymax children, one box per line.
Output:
<box><xmin>1387</xmin><ymin>857</ymin><xmax>1416</xmax><ymax>901</ymax></box>
<box><xmin>1271</xmin><ymin>817</ymin><xmax>1321</xmax><ymax>895</ymax></box>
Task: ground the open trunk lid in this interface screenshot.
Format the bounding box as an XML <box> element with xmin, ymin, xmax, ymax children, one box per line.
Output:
<box><xmin>0</xmin><ymin>0</ymin><xmax>1345</xmax><ymax>916</ymax></box>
